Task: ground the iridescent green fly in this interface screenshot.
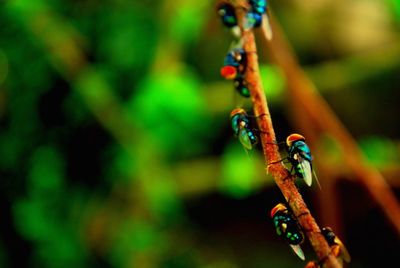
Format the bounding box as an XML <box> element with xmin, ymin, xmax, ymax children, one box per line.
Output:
<box><xmin>216</xmin><ymin>0</ymin><xmax>272</xmax><ymax>40</ymax></box>
<box><xmin>216</xmin><ymin>2</ymin><xmax>241</xmax><ymax>38</ymax></box>
<box><xmin>286</xmin><ymin>133</ymin><xmax>320</xmax><ymax>188</ymax></box>
<box><xmin>230</xmin><ymin>108</ymin><xmax>258</xmax><ymax>150</ymax></box>
<box><xmin>220</xmin><ymin>48</ymin><xmax>247</xmax><ymax>80</ymax></box>
<box><xmin>247</xmin><ymin>0</ymin><xmax>267</xmax><ymax>27</ymax></box>
<box><xmin>220</xmin><ymin>48</ymin><xmax>250</xmax><ymax>98</ymax></box>
<box><xmin>216</xmin><ymin>2</ymin><xmax>236</xmax><ymax>27</ymax></box>
<box><xmin>246</xmin><ymin>0</ymin><xmax>273</xmax><ymax>40</ymax></box>
<box><xmin>270</xmin><ymin>203</ymin><xmax>305</xmax><ymax>260</ymax></box>
<box><xmin>268</xmin><ymin>133</ymin><xmax>320</xmax><ymax>187</ymax></box>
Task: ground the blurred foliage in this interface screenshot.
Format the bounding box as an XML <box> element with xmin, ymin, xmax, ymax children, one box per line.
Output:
<box><xmin>129</xmin><ymin>71</ymin><xmax>211</xmax><ymax>159</ymax></box>
<box><xmin>0</xmin><ymin>0</ymin><xmax>399</xmax><ymax>267</ymax></box>
<box><xmin>220</xmin><ymin>143</ymin><xmax>259</xmax><ymax>198</ymax></box>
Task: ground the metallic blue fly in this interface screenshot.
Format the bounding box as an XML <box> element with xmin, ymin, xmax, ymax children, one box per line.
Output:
<box><xmin>286</xmin><ymin>133</ymin><xmax>315</xmax><ymax>187</ymax></box>
<box><xmin>247</xmin><ymin>0</ymin><xmax>267</xmax><ymax>27</ymax></box>
<box><xmin>271</xmin><ymin>203</ymin><xmax>305</xmax><ymax>260</ymax></box>
<box><xmin>217</xmin><ymin>3</ymin><xmax>237</xmax><ymax>28</ymax></box>
<box><xmin>245</xmin><ymin>0</ymin><xmax>273</xmax><ymax>40</ymax></box>
<box><xmin>220</xmin><ymin>48</ymin><xmax>250</xmax><ymax>98</ymax></box>
<box><xmin>221</xmin><ymin>48</ymin><xmax>247</xmax><ymax>79</ymax></box>
<box><xmin>250</xmin><ymin>0</ymin><xmax>268</xmax><ymax>14</ymax></box>
<box><xmin>216</xmin><ymin>3</ymin><xmax>241</xmax><ymax>38</ymax></box>
<box><xmin>230</xmin><ymin>108</ymin><xmax>258</xmax><ymax>150</ymax></box>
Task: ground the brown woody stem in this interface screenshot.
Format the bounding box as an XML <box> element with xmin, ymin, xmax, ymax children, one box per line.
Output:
<box><xmin>221</xmin><ymin>1</ymin><xmax>342</xmax><ymax>267</ymax></box>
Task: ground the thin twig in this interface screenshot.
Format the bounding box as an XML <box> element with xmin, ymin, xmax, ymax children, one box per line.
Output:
<box><xmin>225</xmin><ymin>1</ymin><xmax>342</xmax><ymax>267</ymax></box>
<box><xmin>262</xmin><ymin>12</ymin><xmax>400</xmax><ymax>235</ymax></box>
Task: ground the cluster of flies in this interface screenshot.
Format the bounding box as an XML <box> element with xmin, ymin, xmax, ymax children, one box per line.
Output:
<box><xmin>217</xmin><ymin>1</ymin><xmax>351</xmax><ymax>267</ymax></box>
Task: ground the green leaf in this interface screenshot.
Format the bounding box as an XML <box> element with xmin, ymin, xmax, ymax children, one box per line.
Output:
<box><xmin>109</xmin><ymin>220</ymin><xmax>164</xmax><ymax>267</ymax></box>
<box><xmin>29</xmin><ymin>146</ymin><xmax>64</xmax><ymax>195</ymax></box>
<box><xmin>260</xmin><ymin>64</ymin><xmax>285</xmax><ymax>102</ymax></box>
<box><xmin>96</xmin><ymin>7</ymin><xmax>157</xmax><ymax>71</ymax></box>
<box><xmin>129</xmin><ymin>70</ymin><xmax>210</xmax><ymax>158</ymax></box>
<box><xmin>220</xmin><ymin>142</ymin><xmax>258</xmax><ymax>198</ymax></box>
<box><xmin>359</xmin><ymin>136</ymin><xmax>400</xmax><ymax>167</ymax></box>
<box><xmin>13</xmin><ymin>198</ymin><xmax>57</xmax><ymax>241</ymax></box>
<box><xmin>104</xmin><ymin>145</ymin><xmax>138</xmax><ymax>183</ymax></box>
<box><xmin>169</xmin><ymin>1</ymin><xmax>211</xmax><ymax>43</ymax></box>
<box><xmin>145</xmin><ymin>176</ymin><xmax>182</xmax><ymax>221</ymax></box>
<box><xmin>386</xmin><ymin>0</ymin><xmax>400</xmax><ymax>21</ymax></box>
<box><xmin>5</xmin><ymin>0</ymin><xmax>47</xmax><ymax>19</ymax></box>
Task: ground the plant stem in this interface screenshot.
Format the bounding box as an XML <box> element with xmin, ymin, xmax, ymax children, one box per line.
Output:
<box><xmin>244</xmin><ymin>30</ymin><xmax>341</xmax><ymax>268</ymax></box>
<box><xmin>224</xmin><ymin>1</ymin><xmax>342</xmax><ymax>267</ymax></box>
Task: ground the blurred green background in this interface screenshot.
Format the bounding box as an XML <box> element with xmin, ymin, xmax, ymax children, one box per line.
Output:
<box><xmin>0</xmin><ymin>0</ymin><xmax>399</xmax><ymax>267</ymax></box>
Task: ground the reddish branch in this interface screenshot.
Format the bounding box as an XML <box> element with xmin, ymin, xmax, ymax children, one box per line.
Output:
<box><xmin>223</xmin><ymin>1</ymin><xmax>342</xmax><ymax>267</ymax></box>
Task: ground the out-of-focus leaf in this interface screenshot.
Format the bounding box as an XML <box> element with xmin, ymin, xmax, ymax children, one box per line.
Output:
<box><xmin>13</xmin><ymin>198</ymin><xmax>58</xmax><ymax>241</ymax></box>
<box><xmin>97</xmin><ymin>7</ymin><xmax>157</xmax><ymax>71</ymax></box>
<box><xmin>28</xmin><ymin>146</ymin><xmax>64</xmax><ymax>195</ymax></box>
<box><xmin>386</xmin><ymin>0</ymin><xmax>400</xmax><ymax>21</ymax></box>
<box><xmin>220</xmin><ymin>142</ymin><xmax>258</xmax><ymax>198</ymax></box>
<box><xmin>63</xmin><ymin>90</ymin><xmax>91</xmax><ymax>124</ymax></box>
<box><xmin>0</xmin><ymin>50</ymin><xmax>8</xmax><ymax>85</ymax></box>
<box><xmin>260</xmin><ymin>64</ymin><xmax>285</xmax><ymax>102</ymax></box>
<box><xmin>5</xmin><ymin>0</ymin><xmax>47</xmax><ymax>18</ymax></box>
<box><xmin>74</xmin><ymin>68</ymin><xmax>112</xmax><ymax>105</ymax></box>
<box><xmin>169</xmin><ymin>1</ymin><xmax>211</xmax><ymax>43</ymax></box>
<box><xmin>145</xmin><ymin>176</ymin><xmax>182</xmax><ymax>221</ymax></box>
<box><xmin>35</xmin><ymin>229</ymin><xmax>86</xmax><ymax>267</ymax></box>
<box><xmin>109</xmin><ymin>220</ymin><xmax>164</xmax><ymax>268</ymax></box>
<box><xmin>0</xmin><ymin>133</ymin><xmax>24</xmax><ymax>169</ymax></box>
<box><xmin>104</xmin><ymin>145</ymin><xmax>137</xmax><ymax>183</ymax></box>
<box><xmin>129</xmin><ymin>70</ymin><xmax>211</xmax><ymax>158</ymax></box>
<box><xmin>359</xmin><ymin>136</ymin><xmax>400</xmax><ymax>168</ymax></box>
<box><xmin>13</xmin><ymin>191</ymin><xmax>86</xmax><ymax>266</ymax></box>
<box><xmin>3</xmin><ymin>41</ymin><xmax>51</xmax><ymax>94</ymax></box>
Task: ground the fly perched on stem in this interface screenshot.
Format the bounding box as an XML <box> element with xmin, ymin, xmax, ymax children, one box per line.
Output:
<box><xmin>267</xmin><ymin>134</ymin><xmax>321</xmax><ymax>189</ymax></box>
<box><xmin>230</xmin><ymin>108</ymin><xmax>259</xmax><ymax>151</ymax></box>
<box><xmin>221</xmin><ymin>47</ymin><xmax>251</xmax><ymax>98</ymax></box>
<box><xmin>270</xmin><ymin>203</ymin><xmax>306</xmax><ymax>261</ymax></box>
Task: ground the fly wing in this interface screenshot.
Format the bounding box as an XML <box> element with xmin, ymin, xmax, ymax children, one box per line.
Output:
<box><xmin>334</xmin><ymin>237</ymin><xmax>351</xmax><ymax>263</ymax></box>
<box><xmin>262</xmin><ymin>13</ymin><xmax>273</xmax><ymax>41</ymax></box>
<box><xmin>299</xmin><ymin>158</ymin><xmax>312</xmax><ymax>187</ymax></box>
<box><xmin>238</xmin><ymin>128</ymin><xmax>253</xmax><ymax>150</ymax></box>
<box><xmin>289</xmin><ymin>244</ymin><xmax>305</xmax><ymax>261</ymax></box>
